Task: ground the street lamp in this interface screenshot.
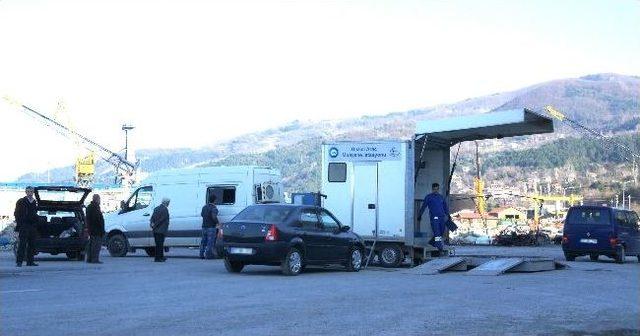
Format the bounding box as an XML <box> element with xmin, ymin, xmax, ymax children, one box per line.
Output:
<box><xmin>122</xmin><ymin>124</ymin><xmax>134</xmax><ymax>162</ymax></box>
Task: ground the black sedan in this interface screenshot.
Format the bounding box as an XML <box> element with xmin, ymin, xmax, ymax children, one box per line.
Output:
<box><xmin>221</xmin><ymin>204</ymin><xmax>365</xmax><ymax>276</ymax></box>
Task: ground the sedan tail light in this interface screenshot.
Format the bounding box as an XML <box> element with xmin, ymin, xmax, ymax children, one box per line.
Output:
<box><xmin>265</xmin><ymin>224</ymin><xmax>278</xmax><ymax>241</ymax></box>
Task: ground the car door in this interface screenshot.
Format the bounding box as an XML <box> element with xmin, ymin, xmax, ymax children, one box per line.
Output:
<box><xmin>296</xmin><ymin>208</ymin><xmax>324</xmax><ymax>262</ymax></box>
<box><xmin>319</xmin><ymin>209</ymin><xmax>350</xmax><ymax>262</ymax></box>
<box><xmin>118</xmin><ymin>186</ymin><xmax>154</xmax><ymax>247</ymax></box>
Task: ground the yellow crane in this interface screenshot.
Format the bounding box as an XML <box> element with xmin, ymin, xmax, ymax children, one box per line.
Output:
<box><xmin>53</xmin><ymin>99</ymin><xmax>96</xmax><ymax>187</ymax></box>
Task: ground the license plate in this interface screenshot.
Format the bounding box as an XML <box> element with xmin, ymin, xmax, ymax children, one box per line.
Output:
<box><xmin>229</xmin><ymin>247</ymin><xmax>254</xmax><ymax>255</ymax></box>
<box><xmin>580</xmin><ymin>238</ymin><xmax>597</xmax><ymax>244</ymax></box>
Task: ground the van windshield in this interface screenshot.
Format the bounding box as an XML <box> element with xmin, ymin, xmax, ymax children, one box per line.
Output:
<box><xmin>567</xmin><ymin>208</ymin><xmax>611</xmax><ymax>226</ymax></box>
<box><xmin>233</xmin><ymin>206</ymin><xmax>293</xmax><ymax>223</ymax></box>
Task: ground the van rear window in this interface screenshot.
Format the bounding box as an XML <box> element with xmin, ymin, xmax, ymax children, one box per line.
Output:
<box><xmin>567</xmin><ymin>208</ymin><xmax>611</xmax><ymax>226</ymax></box>
<box><xmin>233</xmin><ymin>206</ymin><xmax>293</xmax><ymax>223</ymax></box>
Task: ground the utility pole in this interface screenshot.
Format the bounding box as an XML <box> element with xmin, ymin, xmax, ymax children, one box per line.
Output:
<box><xmin>615</xmin><ymin>195</ymin><xmax>619</xmax><ymax>208</ymax></box>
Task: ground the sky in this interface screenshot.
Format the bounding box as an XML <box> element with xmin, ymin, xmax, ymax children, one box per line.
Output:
<box><xmin>0</xmin><ymin>0</ymin><xmax>638</xmax><ymax>181</ymax></box>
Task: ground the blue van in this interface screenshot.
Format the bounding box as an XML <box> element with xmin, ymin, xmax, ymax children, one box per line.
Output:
<box><xmin>562</xmin><ymin>206</ymin><xmax>640</xmax><ymax>263</ymax></box>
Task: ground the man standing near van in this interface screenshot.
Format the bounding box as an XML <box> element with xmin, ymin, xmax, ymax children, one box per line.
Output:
<box><xmin>14</xmin><ymin>186</ymin><xmax>39</xmax><ymax>267</ymax></box>
<box><xmin>417</xmin><ymin>183</ymin><xmax>450</xmax><ymax>254</ymax></box>
<box><xmin>150</xmin><ymin>198</ymin><xmax>170</xmax><ymax>262</ymax></box>
<box><xmin>86</xmin><ymin>194</ymin><xmax>105</xmax><ymax>264</ymax></box>
<box><xmin>200</xmin><ymin>194</ymin><xmax>219</xmax><ymax>259</ymax></box>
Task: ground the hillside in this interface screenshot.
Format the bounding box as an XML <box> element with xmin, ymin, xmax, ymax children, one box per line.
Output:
<box><xmin>17</xmin><ymin>73</ymin><xmax>640</xmax><ymax>192</ymax></box>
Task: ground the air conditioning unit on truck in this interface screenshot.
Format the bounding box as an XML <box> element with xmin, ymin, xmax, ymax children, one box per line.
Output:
<box><xmin>321</xmin><ymin>108</ymin><xmax>554</xmax><ymax>267</ymax></box>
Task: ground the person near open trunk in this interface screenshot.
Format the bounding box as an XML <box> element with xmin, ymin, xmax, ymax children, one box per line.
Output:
<box><xmin>150</xmin><ymin>198</ymin><xmax>170</xmax><ymax>262</ymax></box>
<box><xmin>14</xmin><ymin>186</ymin><xmax>39</xmax><ymax>267</ymax></box>
<box><xmin>86</xmin><ymin>194</ymin><xmax>105</xmax><ymax>264</ymax></box>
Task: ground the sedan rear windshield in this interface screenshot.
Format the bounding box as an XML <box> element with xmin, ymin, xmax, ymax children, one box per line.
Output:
<box><xmin>233</xmin><ymin>206</ymin><xmax>293</xmax><ymax>223</ymax></box>
<box><xmin>566</xmin><ymin>208</ymin><xmax>611</xmax><ymax>226</ymax></box>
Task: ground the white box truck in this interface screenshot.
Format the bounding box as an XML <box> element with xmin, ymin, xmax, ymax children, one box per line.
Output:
<box><xmin>321</xmin><ymin>108</ymin><xmax>554</xmax><ymax>267</ymax></box>
<box><xmin>105</xmin><ymin>166</ymin><xmax>282</xmax><ymax>257</ymax></box>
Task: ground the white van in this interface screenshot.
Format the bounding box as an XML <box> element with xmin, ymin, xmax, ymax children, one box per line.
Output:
<box><xmin>104</xmin><ymin>166</ymin><xmax>282</xmax><ymax>257</ymax></box>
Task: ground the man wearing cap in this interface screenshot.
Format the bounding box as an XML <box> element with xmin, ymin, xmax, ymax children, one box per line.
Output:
<box><xmin>417</xmin><ymin>183</ymin><xmax>450</xmax><ymax>254</ymax></box>
<box><xmin>14</xmin><ymin>186</ymin><xmax>39</xmax><ymax>267</ymax></box>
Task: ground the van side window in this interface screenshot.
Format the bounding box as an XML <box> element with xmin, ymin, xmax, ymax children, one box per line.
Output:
<box><xmin>615</xmin><ymin>211</ymin><xmax>630</xmax><ymax>228</ymax></box>
<box><xmin>629</xmin><ymin>212</ymin><xmax>639</xmax><ymax>229</ymax></box>
<box><xmin>207</xmin><ymin>186</ymin><xmax>236</xmax><ymax>205</ymax></box>
<box><xmin>125</xmin><ymin>186</ymin><xmax>153</xmax><ymax>211</ymax></box>
<box><xmin>328</xmin><ymin>163</ymin><xmax>347</xmax><ymax>182</ymax></box>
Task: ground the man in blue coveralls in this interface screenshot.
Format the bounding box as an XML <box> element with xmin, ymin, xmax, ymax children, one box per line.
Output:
<box><xmin>417</xmin><ymin>182</ymin><xmax>450</xmax><ymax>253</ymax></box>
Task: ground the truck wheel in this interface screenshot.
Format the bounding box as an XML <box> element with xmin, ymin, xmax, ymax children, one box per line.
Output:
<box><xmin>281</xmin><ymin>248</ymin><xmax>303</xmax><ymax>276</ymax></box>
<box><xmin>589</xmin><ymin>254</ymin><xmax>599</xmax><ymax>261</ymax></box>
<box><xmin>615</xmin><ymin>246</ymin><xmax>625</xmax><ymax>264</ymax></box>
<box><xmin>144</xmin><ymin>247</ymin><xmax>156</xmax><ymax>257</ymax></box>
<box><xmin>224</xmin><ymin>258</ymin><xmax>244</xmax><ymax>273</ymax></box>
<box><xmin>564</xmin><ymin>252</ymin><xmax>576</xmax><ymax>261</ymax></box>
<box><xmin>345</xmin><ymin>247</ymin><xmax>363</xmax><ymax>272</ymax></box>
<box><xmin>379</xmin><ymin>245</ymin><xmax>402</xmax><ymax>268</ymax></box>
<box><xmin>107</xmin><ymin>233</ymin><xmax>129</xmax><ymax>257</ymax></box>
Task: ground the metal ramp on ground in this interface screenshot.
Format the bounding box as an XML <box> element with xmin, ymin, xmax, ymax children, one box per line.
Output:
<box><xmin>406</xmin><ymin>256</ymin><xmax>563</xmax><ymax>276</ymax></box>
<box><xmin>464</xmin><ymin>258</ymin><xmax>525</xmax><ymax>276</ymax></box>
<box><xmin>406</xmin><ymin>257</ymin><xmax>468</xmax><ymax>275</ymax></box>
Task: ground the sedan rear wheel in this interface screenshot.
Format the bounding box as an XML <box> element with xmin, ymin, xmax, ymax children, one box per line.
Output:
<box><xmin>346</xmin><ymin>247</ymin><xmax>363</xmax><ymax>272</ymax></box>
<box><xmin>282</xmin><ymin>248</ymin><xmax>303</xmax><ymax>276</ymax></box>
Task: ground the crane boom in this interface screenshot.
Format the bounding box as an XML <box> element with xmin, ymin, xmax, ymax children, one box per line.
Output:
<box><xmin>4</xmin><ymin>96</ymin><xmax>138</xmax><ymax>184</ymax></box>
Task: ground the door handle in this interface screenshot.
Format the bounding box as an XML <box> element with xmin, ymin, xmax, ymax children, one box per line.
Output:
<box><xmin>368</xmin><ymin>204</ymin><xmax>376</xmax><ymax>209</ymax></box>
<box><xmin>143</xmin><ymin>213</ymin><xmax>150</xmax><ymax>217</ymax></box>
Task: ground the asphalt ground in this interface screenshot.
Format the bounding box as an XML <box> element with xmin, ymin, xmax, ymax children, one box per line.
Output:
<box><xmin>1</xmin><ymin>246</ymin><xmax>638</xmax><ymax>336</ymax></box>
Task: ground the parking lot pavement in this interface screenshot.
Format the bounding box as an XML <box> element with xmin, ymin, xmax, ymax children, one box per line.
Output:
<box><xmin>1</xmin><ymin>246</ymin><xmax>639</xmax><ymax>336</ymax></box>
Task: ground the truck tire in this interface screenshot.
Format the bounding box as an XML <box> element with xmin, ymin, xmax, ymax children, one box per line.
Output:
<box><xmin>345</xmin><ymin>247</ymin><xmax>363</xmax><ymax>272</ymax></box>
<box><xmin>107</xmin><ymin>233</ymin><xmax>129</xmax><ymax>257</ymax></box>
<box><xmin>281</xmin><ymin>248</ymin><xmax>303</xmax><ymax>276</ymax></box>
<box><xmin>615</xmin><ymin>246</ymin><xmax>625</xmax><ymax>264</ymax></box>
<box><xmin>224</xmin><ymin>258</ymin><xmax>244</xmax><ymax>273</ymax></box>
<box><xmin>379</xmin><ymin>245</ymin><xmax>402</xmax><ymax>268</ymax></box>
<box><xmin>589</xmin><ymin>254</ymin><xmax>599</xmax><ymax>261</ymax></box>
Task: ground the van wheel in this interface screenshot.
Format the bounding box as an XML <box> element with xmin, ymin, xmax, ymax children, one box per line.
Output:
<box><xmin>144</xmin><ymin>247</ymin><xmax>156</xmax><ymax>257</ymax></box>
<box><xmin>224</xmin><ymin>258</ymin><xmax>244</xmax><ymax>273</ymax></box>
<box><xmin>379</xmin><ymin>245</ymin><xmax>403</xmax><ymax>268</ymax></box>
<box><xmin>282</xmin><ymin>248</ymin><xmax>303</xmax><ymax>276</ymax></box>
<box><xmin>615</xmin><ymin>246</ymin><xmax>625</xmax><ymax>264</ymax></box>
<box><xmin>346</xmin><ymin>247</ymin><xmax>363</xmax><ymax>272</ymax></box>
<box><xmin>107</xmin><ymin>233</ymin><xmax>129</xmax><ymax>257</ymax></box>
<box><xmin>564</xmin><ymin>252</ymin><xmax>576</xmax><ymax>261</ymax></box>
<box><xmin>589</xmin><ymin>254</ymin><xmax>599</xmax><ymax>261</ymax></box>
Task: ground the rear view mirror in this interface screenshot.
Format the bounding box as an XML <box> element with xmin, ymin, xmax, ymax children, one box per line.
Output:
<box><xmin>340</xmin><ymin>226</ymin><xmax>350</xmax><ymax>233</ymax></box>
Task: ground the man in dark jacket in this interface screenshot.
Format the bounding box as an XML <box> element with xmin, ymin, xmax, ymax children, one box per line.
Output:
<box><xmin>150</xmin><ymin>198</ymin><xmax>170</xmax><ymax>262</ymax></box>
<box><xmin>200</xmin><ymin>194</ymin><xmax>219</xmax><ymax>259</ymax></box>
<box><xmin>86</xmin><ymin>194</ymin><xmax>105</xmax><ymax>264</ymax></box>
<box><xmin>14</xmin><ymin>186</ymin><xmax>39</xmax><ymax>267</ymax></box>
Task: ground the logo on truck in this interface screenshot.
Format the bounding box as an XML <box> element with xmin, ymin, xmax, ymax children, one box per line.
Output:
<box><xmin>329</xmin><ymin>147</ymin><xmax>339</xmax><ymax>158</ymax></box>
